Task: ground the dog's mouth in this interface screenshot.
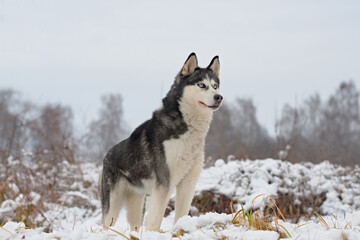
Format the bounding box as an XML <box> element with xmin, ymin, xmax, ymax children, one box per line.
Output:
<box><xmin>199</xmin><ymin>101</ymin><xmax>220</xmax><ymax>110</ymax></box>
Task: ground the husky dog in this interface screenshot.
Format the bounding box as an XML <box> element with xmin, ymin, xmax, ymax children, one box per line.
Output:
<box><xmin>99</xmin><ymin>53</ymin><xmax>223</xmax><ymax>231</ymax></box>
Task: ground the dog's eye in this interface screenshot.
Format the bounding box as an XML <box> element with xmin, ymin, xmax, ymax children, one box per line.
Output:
<box><xmin>197</xmin><ymin>83</ymin><xmax>206</xmax><ymax>88</ymax></box>
<box><xmin>213</xmin><ymin>84</ymin><xmax>218</xmax><ymax>89</ymax></box>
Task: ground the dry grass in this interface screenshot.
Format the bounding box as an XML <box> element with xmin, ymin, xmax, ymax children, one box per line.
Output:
<box><xmin>314</xmin><ymin>212</ymin><xmax>351</xmax><ymax>240</ymax></box>
<box><xmin>231</xmin><ymin>195</ymin><xmax>291</xmax><ymax>239</ymax></box>
<box><xmin>172</xmin><ymin>228</ymin><xmax>186</xmax><ymax>238</ymax></box>
<box><xmin>272</xmin><ymin>191</ymin><xmax>327</xmax><ymax>222</ymax></box>
<box><xmin>0</xmin><ymin>179</ymin><xmax>8</xmax><ymax>203</ymax></box>
<box><xmin>192</xmin><ymin>191</ymin><xmax>237</xmax><ymax>215</ymax></box>
<box><xmin>100</xmin><ymin>224</ymin><xmax>139</xmax><ymax>240</ymax></box>
<box><xmin>165</xmin><ymin>191</ymin><xmax>237</xmax><ymax>217</ymax></box>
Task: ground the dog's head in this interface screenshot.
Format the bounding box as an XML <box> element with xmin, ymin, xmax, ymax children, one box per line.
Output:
<box><xmin>173</xmin><ymin>53</ymin><xmax>223</xmax><ymax>115</ymax></box>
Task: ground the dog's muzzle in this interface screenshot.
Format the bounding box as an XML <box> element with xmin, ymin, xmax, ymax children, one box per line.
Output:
<box><xmin>209</xmin><ymin>94</ymin><xmax>223</xmax><ymax>109</ymax></box>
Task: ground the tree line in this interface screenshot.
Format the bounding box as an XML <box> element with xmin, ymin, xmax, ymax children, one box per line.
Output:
<box><xmin>207</xmin><ymin>80</ymin><xmax>360</xmax><ymax>166</ymax></box>
<box><xmin>0</xmin><ymin>80</ymin><xmax>359</xmax><ymax>166</ymax></box>
<box><xmin>0</xmin><ymin>91</ymin><xmax>127</xmax><ymax>166</ymax></box>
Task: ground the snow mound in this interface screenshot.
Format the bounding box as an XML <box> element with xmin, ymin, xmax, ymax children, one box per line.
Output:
<box><xmin>2</xmin><ymin>158</ymin><xmax>360</xmax><ymax>239</ymax></box>
<box><xmin>197</xmin><ymin>159</ymin><xmax>360</xmax><ymax>215</ymax></box>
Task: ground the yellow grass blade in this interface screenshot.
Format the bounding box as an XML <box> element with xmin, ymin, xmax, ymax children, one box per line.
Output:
<box><xmin>294</xmin><ymin>221</ymin><xmax>311</xmax><ymax>230</ymax></box>
<box><xmin>315</xmin><ymin>212</ymin><xmax>330</xmax><ymax>230</ymax></box>
<box><xmin>72</xmin><ymin>215</ymin><xmax>76</xmax><ymax>231</ymax></box>
<box><xmin>0</xmin><ymin>225</ymin><xmax>14</xmax><ymax>237</ymax></box>
<box><xmin>252</xmin><ymin>194</ymin><xmax>286</xmax><ymax>222</ymax></box>
<box><xmin>100</xmin><ymin>224</ymin><xmax>132</xmax><ymax>240</ymax></box>
<box><xmin>230</xmin><ymin>202</ymin><xmax>234</xmax><ymax>218</ymax></box>
<box><xmin>341</xmin><ymin>232</ymin><xmax>349</xmax><ymax>240</ymax></box>
<box><xmin>279</xmin><ymin>224</ymin><xmax>292</xmax><ymax>238</ymax></box>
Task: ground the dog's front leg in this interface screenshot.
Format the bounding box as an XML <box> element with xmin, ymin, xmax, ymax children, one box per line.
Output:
<box><xmin>146</xmin><ymin>185</ymin><xmax>172</xmax><ymax>231</ymax></box>
<box><xmin>174</xmin><ymin>160</ymin><xmax>203</xmax><ymax>223</ymax></box>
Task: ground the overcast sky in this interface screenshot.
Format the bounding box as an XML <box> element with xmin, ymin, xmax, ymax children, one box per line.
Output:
<box><xmin>0</xmin><ymin>0</ymin><xmax>359</xmax><ymax>135</ymax></box>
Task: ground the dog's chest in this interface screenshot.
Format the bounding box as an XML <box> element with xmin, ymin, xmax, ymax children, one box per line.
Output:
<box><xmin>163</xmin><ymin>131</ymin><xmax>205</xmax><ymax>183</ymax></box>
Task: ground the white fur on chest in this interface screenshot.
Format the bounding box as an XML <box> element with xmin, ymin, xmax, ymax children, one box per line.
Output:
<box><xmin>163</xmin><ymin>130</ymin><xmax>206</xmax><ymax>187</ymax></box>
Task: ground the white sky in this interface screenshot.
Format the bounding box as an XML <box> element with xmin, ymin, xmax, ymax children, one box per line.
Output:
<box><xmin>0</xmin><ymin>0</ymin><xmax>359</xmax><ymax>135</ymax></box>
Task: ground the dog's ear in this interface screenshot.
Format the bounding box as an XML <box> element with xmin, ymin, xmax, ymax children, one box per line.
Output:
<box><xmin>207</xmin><ymin>56</ymin><xmax>220</xmax><ymax>78</ymax></box>
<box><xmin>181</xmin><ymin>53</ymin><xmax>198</xmax><ymax>76</ymax></box>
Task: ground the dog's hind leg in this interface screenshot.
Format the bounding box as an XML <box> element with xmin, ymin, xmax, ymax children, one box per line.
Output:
<box><xmin>102</xmin><ymin>181</ymin><xmax>126</xmax><ymax>227</ymax></box>
<box><xmin>125</xmin><ymin>190</ymin><xmax>145</xmax><ymax>231</ymax></box>
<box><xmin>174</xmin><ymin>160</ymin><xmax>203</xmax><ymax>223</ymax></box>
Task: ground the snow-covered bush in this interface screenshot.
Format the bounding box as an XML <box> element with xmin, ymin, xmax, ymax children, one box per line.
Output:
<box><xmin>0</xmin><ymin>151</ymin><xmax>99</xmax><ymax>229</ymax></box>
<box><xmin>197</xmin><ymin>158</ymin><xmax>360</xmax><ymax>221</ymax></box>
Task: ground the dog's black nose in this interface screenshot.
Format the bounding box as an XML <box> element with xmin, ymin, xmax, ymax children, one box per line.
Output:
<box><xmin>214</xmin><ymin>94</ymin><xmax>223</xmax><ymax>103</ymax></box>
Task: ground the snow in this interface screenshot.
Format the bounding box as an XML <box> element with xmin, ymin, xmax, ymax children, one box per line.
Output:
<box><xmin>1</xmin><ymin>158</ymin><xmax>360</xmax><ymax>239</ymax></box>
<box><xmin>197</xmin><ymin>159</ymin><xmax>360</xmax><ymax>216</ymax></box>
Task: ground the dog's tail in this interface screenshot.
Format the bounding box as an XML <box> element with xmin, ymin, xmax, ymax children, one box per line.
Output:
<box><xmin>97</xmin><ymin>170</ymin><xmax>103</xmax><ymax>200</ymax></box>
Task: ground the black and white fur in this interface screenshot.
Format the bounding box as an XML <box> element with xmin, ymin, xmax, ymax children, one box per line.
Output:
<box><xmin>99</xmin><ymin>53</ymin><xmax>223</xmax><ymax>231</ymax></box>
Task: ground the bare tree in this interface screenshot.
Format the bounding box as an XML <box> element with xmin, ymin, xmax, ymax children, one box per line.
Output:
<box><xmin>0</xmin><ymin>89</ymin><xmax>31</xmax><ymax>162</ymax></box>
<box><xmin>29</xmin><ymin>104</ymin><xmax>75</xmax><ymax>163</ymax></box>
<box><xmin>206</xmin><ymin>98</ymin><xmax>275</xmax><ymax>162</ymax></box>
<box><xmin>319</xmin><ymin>81</ymin><xmax>360</xmax><ymax>164</ymax></box>
<box><xmin>276</xmin><ymin>81</ymin><xmax>360</xmax><ymax>165</ymax></box>
<box><xmin>275</xmin><ymin>102</ymin><xmax>308</xmax><ymax>161</ymax></box>
<box><xmin>84</xmin><ymin>94</ymin><xmax>128</xmax><ymax>163</ymax></box>
<box><xmin>206</xmin><ymin>103</ymin><xmax>234</xmax><ymax>160</ymax></box>
<box><xmin>232</xmin><ymin>98</ymin><xmax>275</xmax><ymax>159</ymax></box>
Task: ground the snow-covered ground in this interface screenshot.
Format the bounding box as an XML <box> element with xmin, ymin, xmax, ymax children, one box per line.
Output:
<box><xmin>1</xmin><ymin>158</ymin><xmax>360</xmax><ymax>239</ymax></box>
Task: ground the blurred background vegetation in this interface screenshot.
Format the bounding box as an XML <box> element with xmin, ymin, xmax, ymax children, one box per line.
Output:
<box><xmin>1</xmin><ymin>80</ymin><xmax>359</xmax><ymax>167</ymax></box>
<box><xmin>0</xmin><ymin>80</ymin><xmax>359</xmax><ymax>227</ymax></box>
